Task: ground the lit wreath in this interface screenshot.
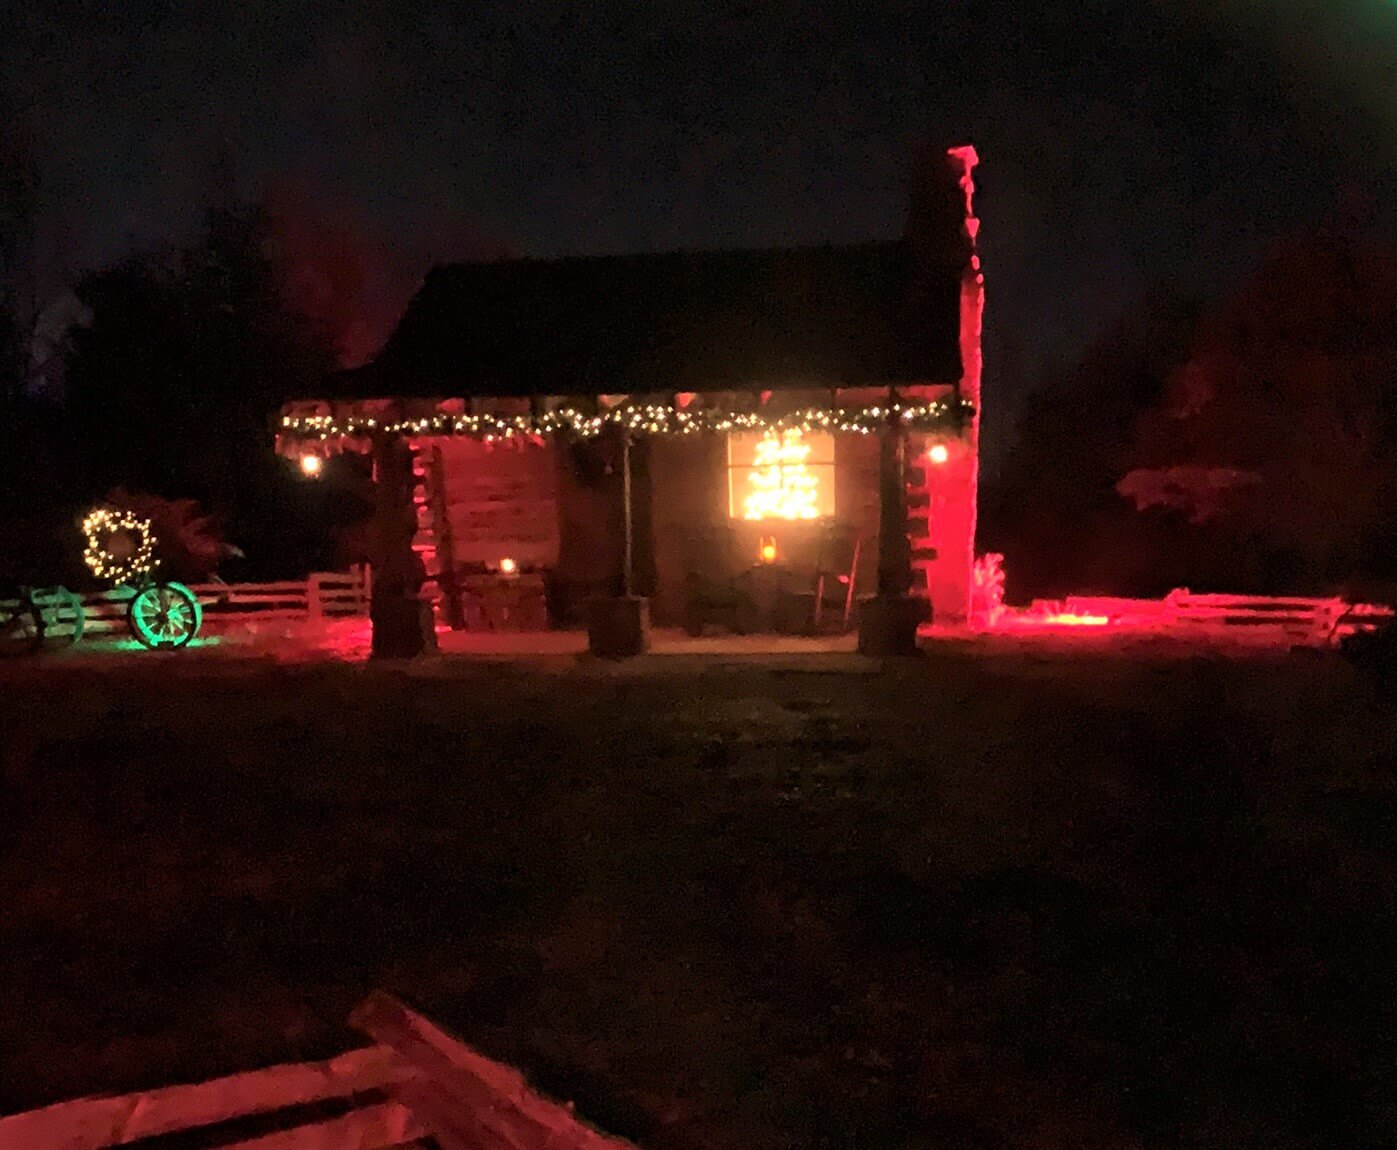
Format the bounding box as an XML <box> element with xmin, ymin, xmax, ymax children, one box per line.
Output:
<box><xmin>82</xmin><ymin>507</ymin><xmax>158</xmax><ymax>585</ymax></box>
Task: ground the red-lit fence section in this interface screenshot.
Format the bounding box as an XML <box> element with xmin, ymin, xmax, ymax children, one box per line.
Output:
<box><xmin>77</xmin><ymin>569</ymin><xmax>368</xmax><ymax>635</ymax></box>
<box><xmin>0</xmin><ymin>1045</ymin><xmax>418</xmax><ymax>1149</ymax></box>
<box><xmin>1167</xmin><ymin>593</ymin><xmax>1348</xmax><ymax>640</ymax></box>
<box><xmin>0</xmin><ymin>992</ymin><xmax>636</xmax><ymax>1150</ymax></box>
<box><xmin>1007</xmin><ymin>590</ymin><xmax>1394</xmax><ymax>644</ymax></box>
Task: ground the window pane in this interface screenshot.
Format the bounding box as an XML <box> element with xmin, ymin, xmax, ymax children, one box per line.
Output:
<box><xmin>728</xmin><ymin>430</ymin><xmax>837</xmax><ymax>520</ymax></box>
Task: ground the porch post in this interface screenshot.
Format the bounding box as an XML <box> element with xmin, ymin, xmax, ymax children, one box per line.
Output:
<box><xmin>585</xmin><ymin>423</ymin><xmax>650</xmax><ymax>657</ymax></box>
<box><xmin>858</xmin><ymin>391</ymin><xmax>924</xmax><ymax>655</ymax></box>
<box><xmin>369</xmin><ymin>432</ymin><xmax>435</xmax><ymax>659</ymax></box>
<box><xmin>621</xmin><ymin>431</ymin><xmax>634</xmax><ymax>597</ymax></box>
<box><xmin>876</xmin><ymin>400</ymin><xmax>913</xmax><ymax>598</ymax></box>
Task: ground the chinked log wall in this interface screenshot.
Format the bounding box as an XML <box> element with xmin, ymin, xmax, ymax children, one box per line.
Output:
<box><xmin>408</xmin><ymin>429</ymin><xmax>953</xmax><ymax>626</ymax></box>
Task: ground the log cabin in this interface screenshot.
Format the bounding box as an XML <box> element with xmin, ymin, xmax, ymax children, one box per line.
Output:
<box><xmin>275</xmin><ymin>146</ymin><xmax>983</xmax><ymax>656</ymax></box>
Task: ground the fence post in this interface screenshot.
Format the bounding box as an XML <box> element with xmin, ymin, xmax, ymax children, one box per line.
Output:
<box><xmin>308</xmin><ymin>574</ymin><xmax>324</xmax><ymax>623</ymax></box>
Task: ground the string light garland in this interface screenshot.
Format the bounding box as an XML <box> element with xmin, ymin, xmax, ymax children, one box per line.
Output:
<box><xmin>82</xmin><ymin>507</ymin><xmax>158</xmax><ymax>585</ymax></box>
<box><xmin>278</xmin><ymin>397</ymin><xmax>975</xmax><ymax>446</ymax></box>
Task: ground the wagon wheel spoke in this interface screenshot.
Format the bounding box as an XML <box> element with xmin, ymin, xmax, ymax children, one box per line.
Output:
<box><xmin>166</xmin><ymin>599</ymin><xmax>192</xmax><ymax>637</ymax></box>
<box><xmin>157</xmin><ymin>593</ymin><xmax>181</xmax><ymax>638</ymax></box>
<box><xmin>136</xmin><ymin>593</ymin><xmax>166</xmax><ymax>642</ymax></box>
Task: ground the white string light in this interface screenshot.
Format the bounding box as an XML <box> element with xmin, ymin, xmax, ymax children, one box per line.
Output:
<box><xmin>278</xmin><ymin>398</ymin><xmax>975</xmax><ymax>446</ymax></box>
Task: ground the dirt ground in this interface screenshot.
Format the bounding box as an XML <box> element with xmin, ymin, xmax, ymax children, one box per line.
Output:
<box><xmin>1</xmin><ymin>642</ymin><xmax>1394</xmax><ymax>1148</ymax></box>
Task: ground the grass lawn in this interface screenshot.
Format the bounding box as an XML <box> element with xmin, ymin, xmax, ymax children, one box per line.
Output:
<box><xmin>1</xmin><ymin>645</ymin><xmax>1394</xmax><ymax>1148</ymax></box>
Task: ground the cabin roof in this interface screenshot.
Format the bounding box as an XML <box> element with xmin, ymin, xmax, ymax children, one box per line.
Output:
<box><xmin>312</xmin><ymin>148</ymin><xmax>976</xmax><ymax>401</ymax></box>
<box><xmin>324</xmin><ymin>242</ymin><xmax>964</xmax><ymax>400</ymax></box>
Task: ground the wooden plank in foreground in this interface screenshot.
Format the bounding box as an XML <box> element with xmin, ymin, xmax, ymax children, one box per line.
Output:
<box><xmin>0</xmin><ymin>1045</ymin><xmax>408</xmax><ymax>1150</ymax></box>
<box><xmin>351</xmin><ymin>991</ymin><xmax>639</xmax><ymax>1150</ymax></box>
<box><xmin>223</xmin><ymin>1100</ymin><xmax>424</xmax><ymax>1150</ymax></box>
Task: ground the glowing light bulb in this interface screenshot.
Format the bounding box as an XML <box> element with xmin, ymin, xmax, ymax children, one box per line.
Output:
<box><xmin>928</xmin><ymin>443</ymin><xmax>949</xmax><ymax>465</ymax></box>
<box><xmin>499</xmin><ymin>557</ymin><xmax>517</xmax><ymax>574</ymax></box>
<box><xmin>759</xmin><ymin>537</ymin><xmax>778</xmax><ymax>564</ymax></box>
<box><xmin>300</xmin><ymin>453</ymin><xmax>324</xmax><ymax>477</ymax></box>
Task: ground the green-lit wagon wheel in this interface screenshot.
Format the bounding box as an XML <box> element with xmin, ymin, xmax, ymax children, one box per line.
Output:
<box><xmin>127</xmin><ymin>582</ymin><xmax>201</xmax><ymax>650</ymax></box>
<box><xmin>38</xmin><ymin>585</ymin><xmax>84</xmax><ymax>647</ymax></box>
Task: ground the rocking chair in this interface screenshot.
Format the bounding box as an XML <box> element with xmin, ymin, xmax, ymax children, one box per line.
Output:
<box><xmin>782</xmin><ymin>520</ymin><xmax>862</xmax><ymax>633</ymax></box>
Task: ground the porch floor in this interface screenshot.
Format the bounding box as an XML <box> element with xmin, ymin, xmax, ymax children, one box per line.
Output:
<box><xmin>435</xmin><ymin>627</ymin><xmax>860</xmax><ymax>658</ymax></box>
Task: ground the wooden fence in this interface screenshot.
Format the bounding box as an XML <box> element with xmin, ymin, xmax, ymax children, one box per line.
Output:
<box><xmin>0</xmin><ymin>992</ymin><xmax>636</xmax><ymax>1150</ymax></box>
<box><xmin>29</xmin><ymin>569</ymin><xmax>370</xmax><ymax>637</ymax></box>
<box><xmin>1165</xmin><ymin>592</ymin><xmax>1345</xmax><ymax>640</ymax></box>
<box><xmin>1051</xmin><ymin>590</ymin><xmax>1394</xmax><ymax>644</ymax></box>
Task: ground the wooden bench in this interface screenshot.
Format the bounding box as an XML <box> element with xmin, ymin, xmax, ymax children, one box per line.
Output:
<box><xmin>0</xmin><ymin>993</ymin><xmax>637</xmax><ymax>1150</ymax></box>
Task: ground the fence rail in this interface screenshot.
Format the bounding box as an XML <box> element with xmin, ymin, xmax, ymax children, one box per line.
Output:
<box><xmin>0</xmin><ymin>991</ymin><xmax>634</xmax><ymax>1150</ymax></box>
<box><xmin>1169</xmin><ymin>592</ymin><xmax>1350</xmax><ymax>640</ymax></box>
<box><xmin>1043</xmin><ymin>590</ymin><xmax>1394</xmax><ymax>643</ymax></box>
<box><xmin>4</xmin><ymin>570</ymin><xmax>370</xmax><ymax>636</ymax></box>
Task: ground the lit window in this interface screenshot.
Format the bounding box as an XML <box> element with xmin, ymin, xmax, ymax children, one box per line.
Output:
<box><xmin>727</xmin><ymin>429</ymin><xmax>836</xmax><ymax>520</ymax></box>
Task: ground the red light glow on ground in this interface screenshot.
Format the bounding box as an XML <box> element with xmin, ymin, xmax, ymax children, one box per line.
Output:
<box><xmin>1036</xmin><ymin>612</ymin><xmax>1111</xmax><ymax>627</ymax></box>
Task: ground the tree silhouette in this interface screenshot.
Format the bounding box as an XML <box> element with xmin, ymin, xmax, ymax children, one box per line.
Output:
<box><xmin>988</xmin><ymin>233</ymin><xmax>1397</xmax><ymax>600</ymax></box>
<box><xmin>0</xmin><ymin>105</ymin><xmax>39</xmax><ymax>408</ymax></box>
<box><xmin>1119</xmin><ymin>236</ymin><xmax>1397</xmax><ymax>593</ymax></box>
<box><xmin>982</xmin><ymin>287</ymin><xmax>1201</xmax><ymax>598</ymax></box>
<box><xmin>63</xmin><ymin>197</ymin><xmax>339</xmax><ymax>575</ymax></box>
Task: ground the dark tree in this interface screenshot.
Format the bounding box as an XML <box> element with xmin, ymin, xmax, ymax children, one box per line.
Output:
<box><xmin>63</xmin><ymin>198</ymin><xmax>340</xmax><ymax>576</ymax></box>
<box><xmin>981</xmin><ymin>288</ymin><xmax>1201</xmax><ymax>599</ymax></box>
<box><xmin>989</xmin><ymin>235</ymin><xmax>1397</xmax><ymax>601</ymax></box>
<box><xmin>1118</xmin><ymin>237</ymin><xmax>1397</xmax><ymax>594</ymax></box>
<box><xmin>0</xmin><ymin>105</ymin><xmax>38</xmax><ymax>409</ymax></box>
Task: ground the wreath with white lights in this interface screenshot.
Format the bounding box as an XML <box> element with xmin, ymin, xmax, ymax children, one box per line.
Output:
<box><xmin>82</xmin><ymin>507</ymin><xmax>159</xmax><ymax>585</ymax></box>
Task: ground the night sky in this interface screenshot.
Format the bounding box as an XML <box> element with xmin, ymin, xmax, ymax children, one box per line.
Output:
<box><xmin>4</xmin><ymin>0</ymin><xmax>1395</xmax><ymax>465</ymax></box>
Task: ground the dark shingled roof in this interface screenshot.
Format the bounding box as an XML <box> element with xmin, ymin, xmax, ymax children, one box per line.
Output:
<box><xmin>320</xmin><ymin>152</ymin><xmax>974</xmax><ymax>399</ymax></box>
